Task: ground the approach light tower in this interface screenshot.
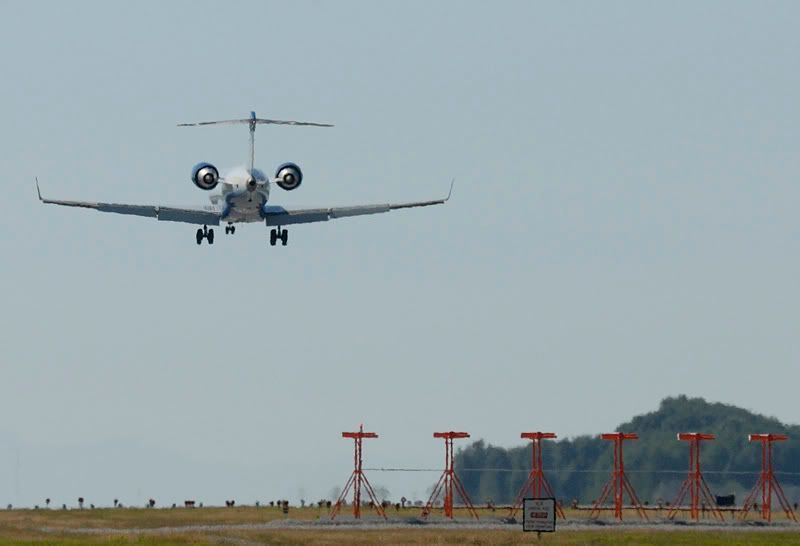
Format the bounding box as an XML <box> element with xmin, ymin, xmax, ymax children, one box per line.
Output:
<box><xmin>421</xmin><ymin>431</ymin><xmax>479</xmax><ymax>520</ymax></box>
<box><xmin>509</xmin><ymin>432</ymin><xmax>566</xmax><ymax>520</ymax></box>
<box><xmin>668</xmin><ymin>433</ymin><xmax>724</xmax><ymax>521</ymax></box>
<box><xmin>330</xmin><ymin>424</ymin><xmax>387</xmax><ymax>520</ymax></box>
<box><xmin>741</xmin><ymin>434</ymin><xmax>797</xmax><ymax>522</ymax></box>
<box><xmin>590</xmin><ymin>432</ymin><xmax>648</xmax><ymax>521</ymax></box>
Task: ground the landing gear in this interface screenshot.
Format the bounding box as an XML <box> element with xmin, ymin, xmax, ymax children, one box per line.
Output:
<box><xmin>225</xmin><ymin>223</ymin><xmax>236</xmax><ymax>235</ymax></box>
<box><xmin>196</xmin><ymin>225</ymin><xmax>215</xmax><ymax>245</ymax></box>
<box><xmin>270</xmin><ymin>227</ymin><xmax>288</xmax><ymax>246</ymax></box>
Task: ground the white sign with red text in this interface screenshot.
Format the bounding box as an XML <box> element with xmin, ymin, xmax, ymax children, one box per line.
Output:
<box><xmin>523</xmin><ymin>498</ymin><xmax>556</xmax><ymax>532</ymax></box>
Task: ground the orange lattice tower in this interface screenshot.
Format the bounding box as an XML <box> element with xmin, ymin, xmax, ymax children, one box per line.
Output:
<box><xmin>668</xmin><ymin>433</ymin><xmax>724</xmax><ymax>521</ymax></box>
<box><xmin>508</xmin><ymin>432</ymin><xmax>566</xmax><ymax>519</ymax></box>
<box><xmin>421</xmin><ymin>431</ymin><xmax>479</xmax><ymax>519</ymax></box>
<box><xmin>330</xmin><ymin>425</ymin><xmax>387</xmax><ymax>520</ymax></box>
<box><xmin>590</xmin><ymin>432</ymin><xmax>648</xmax><ymax>521</ymax></box>
<box><xmin>740</xmin><ymin>433</ymin><xmax>797</xmax><ymax>522</ymax></box>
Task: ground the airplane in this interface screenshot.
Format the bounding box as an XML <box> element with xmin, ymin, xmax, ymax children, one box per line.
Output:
<box><xmin>37</xmin><ymin>111</ymin><xmax>453</xmax><ymax>246</ymax></box>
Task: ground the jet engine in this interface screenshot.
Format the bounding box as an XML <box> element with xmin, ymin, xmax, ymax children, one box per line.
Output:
<box><xmin>191</xmin><ymin>162</ymin><xmax>220</xmax><ymax>191</ymax></box>
<box><xmin>275</xmin><ymin>162</ymin><xmax>303</xmax><ymax>191</ymax></box>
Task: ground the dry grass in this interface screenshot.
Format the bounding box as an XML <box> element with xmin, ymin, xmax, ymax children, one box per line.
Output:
<box><xmin>1</xmin><ymin>529</ymin><xmax>799</xmax><ymax>546</ymax></box>
<box><xmin>0</xmin><ymin>506</ymin><xmax>798</xmax><ymax>545</ymax></box>
<box><xmin>224</xmin><ymin>529</ymin><xmax>800</xmax><ymax>546</ymax></box>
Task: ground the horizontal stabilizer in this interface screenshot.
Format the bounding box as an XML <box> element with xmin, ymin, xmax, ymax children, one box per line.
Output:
<box><xmin>178</xmin><ymin>116</ymin><xmax>333</xmax><ymax>128</ymax></box>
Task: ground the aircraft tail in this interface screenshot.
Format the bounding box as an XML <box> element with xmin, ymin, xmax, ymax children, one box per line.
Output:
<box><xmin>178</xmin><ymin>111</ymin><xmax>333</xmax><ymax>171</ymax></box>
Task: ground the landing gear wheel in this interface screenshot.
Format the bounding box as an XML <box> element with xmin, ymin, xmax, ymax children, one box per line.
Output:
<box><xmin>230</xmin><ymin>225</ymin><xmax>235</xmax><ymax>234</ymax></box>
<box><xmin>270</xmin><ymin>227</ymin><xmax>288</xmax><ymax>246</ymax></box>
<box><xmin>196</xmin><ymin>225</ymin><xmax>215</xmax><ymax>245</ymax></box>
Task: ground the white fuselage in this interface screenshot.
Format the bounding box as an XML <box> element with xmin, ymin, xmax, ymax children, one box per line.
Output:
<box><xmin>212</xmin><ymin>167</ymin><xmax>271</xmax><ymax>223</ymax></box>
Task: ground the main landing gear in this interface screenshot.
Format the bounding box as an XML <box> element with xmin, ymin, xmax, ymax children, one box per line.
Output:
<box><xmin>196</xmin><ymin>225</ymin><xmax>214</xmax><ymax>245</ymax></box>
<box><xmin>225</xmin><ymin>223</ymin><xmax>236</xmax><ymax>235</ymax></box>
<box><xmin>270</xmin><ymin>227</ymin><xmax>288</xmax><ymax>246</ymax></box>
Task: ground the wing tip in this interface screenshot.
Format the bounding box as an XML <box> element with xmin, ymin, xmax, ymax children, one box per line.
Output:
<box><xmin>444</xmin><ymin>178</ymin><xmax>455</xmax><ymax>202</ymax></box>
<box><xmin>35</xmin><ymin>177</ymin><xmax>43</xmax><ymax>201</ymax></box>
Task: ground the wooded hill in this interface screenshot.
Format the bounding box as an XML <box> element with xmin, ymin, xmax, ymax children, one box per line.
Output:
<box><xmin>455</xmin><ymin>396</ymin><xmax>800</xmax><ymax>505</ymax></box>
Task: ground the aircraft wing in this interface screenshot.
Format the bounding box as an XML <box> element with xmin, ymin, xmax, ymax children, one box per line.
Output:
<box><xmin>37</xmin><ymin>181</ymin><xmax>222</xmax><ymax>225</ymax></box>
<box><xmin>262</xmin><ymin>181</ymin><xmax>454</xmax><ymax>227</ymax></box>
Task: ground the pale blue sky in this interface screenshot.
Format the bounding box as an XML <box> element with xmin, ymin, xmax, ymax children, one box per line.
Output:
<box><xmin>1</xmin><ymin>1</ymin><xmax>798</xmax><ymax>507</ymax></box>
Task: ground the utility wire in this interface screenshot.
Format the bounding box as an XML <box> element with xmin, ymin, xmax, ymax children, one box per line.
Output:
<box><xmin>364</xmin><ymin>467</ymin><xmax>800</xmax><ymax>477</ymax></box>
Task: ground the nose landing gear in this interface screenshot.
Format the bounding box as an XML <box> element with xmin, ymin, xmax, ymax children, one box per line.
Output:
<box><xmin>225</xmin><ymin>223</ymin><xmax>236</xmax><ymax>235</ymax></box>
<box><xmin>270</xmin><ymin>227</ymin><xmax>288</xmax><ymax>246</ymax></box>
<box><xmin>196</xmin><ymin>225</ymin><xmax>215</xmax><ymax>245</ymax></box>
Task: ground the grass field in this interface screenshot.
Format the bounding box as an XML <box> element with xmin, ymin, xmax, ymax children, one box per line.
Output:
<box><xmin>0</xmin><ymin>506</ymin><xmax>798</xmax><ymax>545</ymax></box>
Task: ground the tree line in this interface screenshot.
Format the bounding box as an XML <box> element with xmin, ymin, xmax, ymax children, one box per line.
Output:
<box><xmin>455</xmin><ymin>396</ymin><xmax>800</xmax><ymax>505</ymax></box>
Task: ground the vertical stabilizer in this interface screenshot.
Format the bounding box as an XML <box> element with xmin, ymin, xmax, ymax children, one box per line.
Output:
<box><xmin>248</xmin><ymin>111</ymin><xmax>257</xmax><ymax>172</ymax></box>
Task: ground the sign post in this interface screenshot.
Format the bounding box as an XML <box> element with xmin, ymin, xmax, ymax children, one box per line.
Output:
<box><xmin>523</xmin><ymin>497</ymin><xmax>556</xmax><ymax>538</ymax></box>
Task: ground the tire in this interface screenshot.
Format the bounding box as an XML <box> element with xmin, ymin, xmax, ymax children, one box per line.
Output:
<box><xmin>230</xmin><ymin>226</ymin><xmax>236</xmax><ymax>234</ymax></box>
<box><xmin>207</xmin><ymin>229</ymin><xmax>214</xmax><ymax>244</ymax></box>
<box><xmin>281</xmin><ymin>230</ymin><xmax>288</xmax><ymax>246</ymax></box>
<box><xmin>196</xmin><ymin>229</ymin><xmax>203</xmax><ymax>245</ymax></box>
<box><xmin>270</xmin><ymin>230</ymin><xmax>277</xmax><ymax>246</ymax></box>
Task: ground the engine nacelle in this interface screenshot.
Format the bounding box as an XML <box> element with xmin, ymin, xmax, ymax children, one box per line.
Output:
<box><xmin>191</xmin><ymin>162</ymin><xmax>220</xmax><ymax>191</ymax></box>
<box><xmin>275</xmin><ymin>162</ymin><xmax>303</xmax><ymax>191</ymax></box>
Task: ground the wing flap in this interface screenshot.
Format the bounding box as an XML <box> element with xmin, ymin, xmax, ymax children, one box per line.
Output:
<box><xmin>157</xmin><ymin>207</ymin><xmax>220</xmax><ymax>225</ymax></box>
<box><xmin>329</xmin><ymin>204</ymin><xmax>391</xmax><ymax>219</ymax></box>
<box><xmin>263</xmin><ymin>207</ymin><xmax>329</xmax><ymax>226</ymax></box>
<box><xmin>96</xmin><ymin>203</ymin><xmax>158</xmax><ymax>218</ymax></box>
